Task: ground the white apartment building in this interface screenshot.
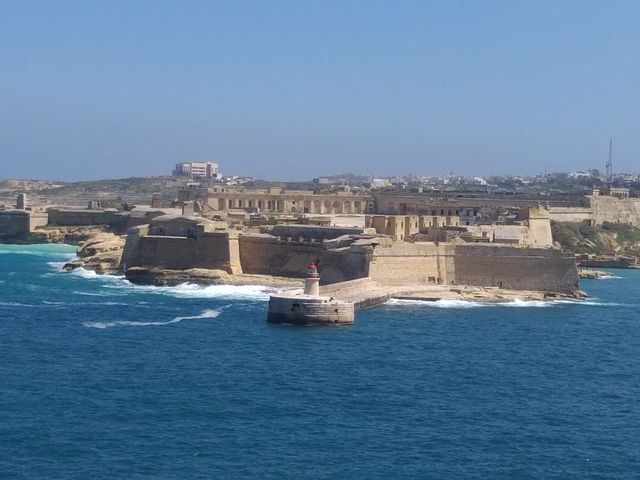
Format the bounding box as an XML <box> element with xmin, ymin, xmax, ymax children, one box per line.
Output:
<box><xmin>174</xmin><ymin>161</ymin><xmax>220</xmax><ymax>179</ymax></box>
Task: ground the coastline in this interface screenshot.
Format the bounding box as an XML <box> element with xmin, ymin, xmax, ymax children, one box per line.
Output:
<box><xmin>5</xmin><ymin>234</ymin><xmax>592</xmax><ymax>303</ymax></box>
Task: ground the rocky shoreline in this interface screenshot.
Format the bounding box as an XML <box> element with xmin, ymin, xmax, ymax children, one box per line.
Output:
<box><xmin>577</xmin><ymin>268</ymin><xmax>614</xmax><ymax>279</ymax></box>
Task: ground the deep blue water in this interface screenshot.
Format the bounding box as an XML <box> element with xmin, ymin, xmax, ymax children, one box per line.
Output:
<box><xmin>1</xmin><ymin>244</ymin><xmax>640</xmax><ymax>479</ymax></box>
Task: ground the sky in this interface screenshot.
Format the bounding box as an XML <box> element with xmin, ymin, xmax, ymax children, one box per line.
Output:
<box><xmin>1</xmin><ymin>0</ymin><xmax>639</xmax><ymax>181</ymax></box>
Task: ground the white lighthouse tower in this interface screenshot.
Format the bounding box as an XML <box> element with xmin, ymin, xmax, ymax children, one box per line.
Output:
<box><xmin>304</xmin><ymin>262</ymin><xmax>320</xmax><ymax>296</ymax></box>
<box><xmin>267</xmin><ymin>260</ymin><xmax>354</xmax><ymax>325</ymax></box>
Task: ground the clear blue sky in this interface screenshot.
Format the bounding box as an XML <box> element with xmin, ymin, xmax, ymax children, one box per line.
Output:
<box><xmin>1</xmin><ymin>0</ymin><xmax>639</xmax><ymax>181</ymax></box>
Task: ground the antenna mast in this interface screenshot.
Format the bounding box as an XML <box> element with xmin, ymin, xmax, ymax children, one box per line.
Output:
<box><xmin>606</xmin><ymin>137</ymin><xmax>613</xmax><ymax>183</ymax></box>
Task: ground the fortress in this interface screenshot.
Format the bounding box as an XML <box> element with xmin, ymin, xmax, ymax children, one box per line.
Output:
<box><xmin>120</xmin><ymin>208</ymin><xmax>579</xmax><ymax>297</ymax></box>
<box><xmin>5</xmin><ymin>183</ymin><xmax>640</xmax><ymax>301</ymax></box>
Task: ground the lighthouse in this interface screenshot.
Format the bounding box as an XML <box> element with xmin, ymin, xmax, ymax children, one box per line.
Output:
<box><xmin>267</xmin><ymin>260</ymin><xmax>354</xmax><ymax>325</ymax></box>
<box><xmin>304</xmin><ymin>262</ymin><xmax>320</xmax><ymax>296</ymax></box>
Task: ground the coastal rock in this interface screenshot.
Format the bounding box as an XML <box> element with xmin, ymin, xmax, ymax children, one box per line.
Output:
<box><xmin>74</xmin><ymin>232</ymin><xmax>126</xmax><ymax>274</ymax></box>
<box><xmin>578</xmin><ymin>268</ymin><xmax>613</xmax><ymax>279</ymax></box>
<box><xmin>125</xmin><ymin>266</ymin><xmax>303</xmax><ymax>288</ymax></box>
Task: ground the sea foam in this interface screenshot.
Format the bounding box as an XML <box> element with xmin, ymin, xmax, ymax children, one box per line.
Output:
<box><xmin>83</xmin><ymin>308</ymin><xmax>221</xmax><ymax>329</ymax></box>
<box><xmin>385</xmin><ymin>298</ymin><xmax>622</xmax><ymax>308</ymax></box>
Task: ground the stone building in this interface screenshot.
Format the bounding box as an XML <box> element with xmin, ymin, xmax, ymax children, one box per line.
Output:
<box><xmin>122</xmin><ymin>215</ymin><xmax>241</xmax><ymax>273</ymax></box>
<box><xmin>189</xmin><ymin>186</ymin><xmax>372</xmax><ymax>215</ymax></box>
<box><xmin>365</xmin><ymin>214</ymin><xmax>460</xmax><ymax>241</ymax></box>
<box><xmin>173</xmin><ymin>161</ymin><xmax>219</xmax><ymax>179</ymax></box>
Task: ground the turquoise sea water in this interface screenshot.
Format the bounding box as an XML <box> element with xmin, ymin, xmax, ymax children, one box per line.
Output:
<box><xmin>1</xmin><ymin>243</ymin><xmax>639</xmax><ymax>479</ymax></box>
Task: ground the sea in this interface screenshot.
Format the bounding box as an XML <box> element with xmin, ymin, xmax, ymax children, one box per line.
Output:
<box><xmin>1</xmin><ymin>243</ymin><xmax>639</xmax><ymax>479</ymax></box>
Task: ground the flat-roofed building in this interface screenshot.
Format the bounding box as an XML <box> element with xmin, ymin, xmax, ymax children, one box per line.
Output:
<box><xmin>174</xmin><ymin>161</ymin><xmax>220</xmax><ymax>179</ymax></box>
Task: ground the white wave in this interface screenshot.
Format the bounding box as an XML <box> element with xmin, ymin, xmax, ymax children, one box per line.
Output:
<box><xmin>387</xmin><ymin>298</ymin><xmax>488</xmax><ymax>308</ymax></box>
<box><xmin>499</xmin><ymin>299</ymin><xmax>551</xmax><ymax>308</ymax></box>
<box><xmin>386</xmin><ymin>297</ymin><xmax>623</xmax><ymax>308</ymax></box>
<box><xmin>104</xmin><ymin>281</ymin><xmax>277</xmax><ymax>301</ymax></box>
<box><xmin>83</xmin><ymin>309</ymin><xmax>221</xmax><ymax>329</ymax></box>
<box><xmin>73</xmin><ymin>290</ymin><xmax>112</xmax><ymax>296</ymax></box>
<box><xmin>47</xmin><ymin>261</ymin><xmax>70</xmax><ymax>270</ymax></box>
<box><xmin>600</xmin><ymin>275</ymin><xmax>623</xmax><ymax>280</ymax></box>
<box><xmin>0</xmin><ymin>301</ymin><xmax>39</xmax><ymax>308</ymax></box>
<box><xmin>0</xmin><ymin>249</ymin><xmax>75</xmax><ymax>257</ymax></box>
<box><xmin>66</xmin><ymin>267</ymin><xmax>124</xmax><ymax>282</ymax></box>
<box><xmin>550</xmin><ymin>299</ymin><xmax>625</xmax><ymax>307</ymax></box>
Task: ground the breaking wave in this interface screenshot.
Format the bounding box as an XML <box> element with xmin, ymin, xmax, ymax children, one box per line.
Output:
<box><xmin>104</xmin><ymin>282</ymin><xmax>278</xmax><ymax>301</ymax></box>
<box><xmin>386</xmin><ymin>298</ymin><xmax>625</xmax><ymax>308</ymax></box>
<box><xmin>47</xmin><ymin>262</ymin><xmax>277</xmax><ymax>301</ymax></box>
<box><xmin>83</xmin><ymin>309</ymin><xmax>221</xmax><ymax>329</ymax></box>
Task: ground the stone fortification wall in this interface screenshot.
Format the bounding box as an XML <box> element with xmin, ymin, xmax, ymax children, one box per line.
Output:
<box><xmin>0</xmin><ymin>211</ymin><xmax>31</xmax><ymax>239</ymax></box>
<box><xmin>548</xmin><ymin>206</ymin><xmax>594</xmax><ymax>224</ymax></box>
<box><xmin>451</xmin><ymin>244</ymin><xmax>578</xmax><ymax>294</ymax></box>
<box><xmin>269</xmin><ymin>225</ymin><xmax>367</xmax><ymax>241</ymax></box>
<box><xmin>238</xmin><ymin>235</ymin><xmax>370</xmax><ymax>284</ymax></box>
<box><xmin>29</xmin><ymin>212</ymin><xmax>49</xmax><ymax>231</ymax></box>
<box><xmin>587</xmin><ymin>196</ymin><xmax>640</xmax><ymax>226</ymax></box>
<box><xmin>368</xmin><ymin>242</ymin><xmax>452</xmax><ymax>286</ymax></box>
<box><xmin>48</xmin><ymin>209</ymin><xmax>118</xmax><ymax>226</ymax></box>
<box><xmin>367</xmin><ymin>241</ymin><xmax>578</xmax><ymax>295</ymax></box>
<box><xmin>0</xmin><ymin>211</ymin><xmax>49</xmax><ymax>239</ymax></box>
<box><xmin>123</xmin><ymin>229</ymin><xmax>241</xmax><ymax>274</ymax></box>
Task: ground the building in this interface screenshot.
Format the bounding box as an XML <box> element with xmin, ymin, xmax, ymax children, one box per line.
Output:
<box><xmin>365</xmin><ymin>214</ymin><xmax>460</xmax><ymax>241</ymax></box>
<box><xmin>173</xmin><ymin>161</ymin><xmax>220</xmax><ymax>179</ymax></box>
<box><xmin>188</xmin><ymin>186</ymin><xmax>372</xmax><ymax>215</ymax></box>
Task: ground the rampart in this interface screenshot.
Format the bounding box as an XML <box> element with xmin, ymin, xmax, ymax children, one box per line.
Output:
<box><xmin>238</xmin><ymin>235</ymin><xmax>370</xmax><ymax>284</ymax></box>
<box><xmin>0</xmin><ymin>211</ymin><xmax>48</xmax><ymax>239</ymax></box>
<box><xmin>451</xmin><ymin>244</ymin><xmax>579</xmax><ymax>294</ymax></box>
<box><xmin>47</xmin><ymin>208</ymin><xmax>117</xmax><ymax>226</ymax></box>
<box><xmin>367</xmin><ymin>242</ymin><xmax>578</xmax><ymax>295</ymax></box>
<box><xmin>268</xmin><ymin>225</ymin><xmax>369</xmax><ymax>241</ymax></box>
<box><xmin>587</xmin><ymin>196</ymin><xmax>640</xmax><ymax>226</ymax></box>
<box><xmin>548</xmin><ymin>206</ymin><xmax>594</xmax><ymax>224</ymax></box>
<box><xmin>122</xmin><ymin>226</ymin><xmax>242</xmax><ymax>274</ymax></box>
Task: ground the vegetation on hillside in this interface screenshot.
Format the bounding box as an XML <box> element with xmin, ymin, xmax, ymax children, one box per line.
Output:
<box><xmin>552</xmin><ymin>221</ymin><xmax>640</xmax><ymax>256</ymax></box>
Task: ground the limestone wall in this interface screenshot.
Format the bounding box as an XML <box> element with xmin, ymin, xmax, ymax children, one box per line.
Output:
<box><xmin>587</xmin><ymin>196</ymin><xmax>640</xmax><ymax>226</ymax></box>
<box><xmin>269</xmin><ymin>225</ymin><xmax>366</xmax><ymax>241</ymax></box>
<box><xmin>48</xmin><ymin>209</ymin><xmax>117</xmax><ymax>226</ymax></box>
<box><xmin>0</xmin><ymin>211</ymin><xmax>31</xmax><ymax>239</ymax></box>
<box><xmin>123</xmin><ymin>230</ymin><xmax>241</xmax><ymax>274</ymax></box>
<box><xmin>368</xmin><ymin>242</ymin><xmax>448</xmax><ymax>285</ymax></box>
<box><xmin>29</xmin><ymin>212</ymin><xmax>49</xmax><ymax>231</ymax></box>
<box><xmin>0</xmin><ymin>211</ymin><xmax>49</xmax><ymax>239</ymax></box>
<box><xmin>367</xmin><ymin>241</ymin><xmax>578</xmax><ymax>294</ymax></box>
<box><xmin>238</xmin><ymin>235</ymin><xmax>370</xmax><ymax>284</ymax></box>
<box><xmin>451</xmin><ymin>244</ymin><xmax>578</xmax><ymax>294</ymax></box>
<box><xmin>548</xmin><ymin>206</ymin><xmax>594</xmax><ymax>224</ymax></box>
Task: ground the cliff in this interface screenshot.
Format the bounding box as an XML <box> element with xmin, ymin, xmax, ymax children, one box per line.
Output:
<box><xmin>552</xmin><ymin>221</ymin><xmax>640</xmax><ymax>256</ymax></box>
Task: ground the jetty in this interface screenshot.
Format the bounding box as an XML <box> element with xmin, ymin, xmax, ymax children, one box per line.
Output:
<box><xmin>267</xmin><ymin>263</ymin><xmax>355</xmax><ymax>325</ymax></box>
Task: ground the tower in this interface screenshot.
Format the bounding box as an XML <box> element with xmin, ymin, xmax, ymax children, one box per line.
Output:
<box><xmin>303</xmin><ymin>262</ymin><xmax>320</xmax><ymax>296</ymax></box>
<box><xmin>605</xmin><ymin>137</ymin><xmax>613</xmax><ymax>184</ymax></box>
